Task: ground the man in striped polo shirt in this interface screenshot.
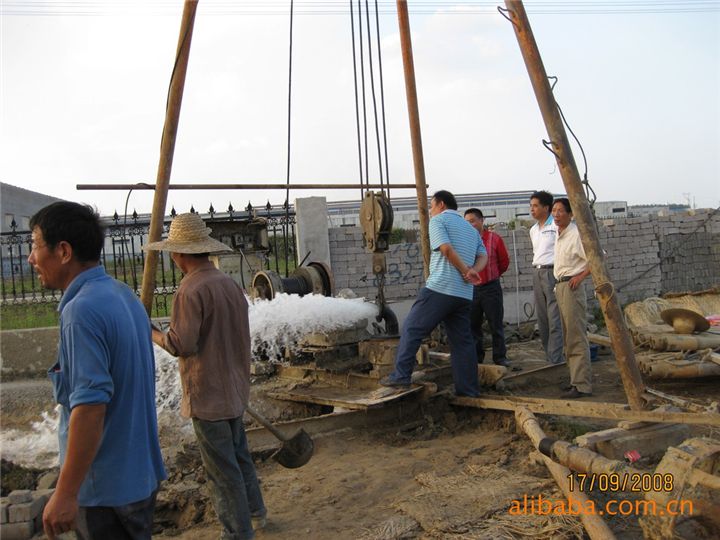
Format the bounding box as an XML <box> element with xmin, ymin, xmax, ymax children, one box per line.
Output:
<box><xmin>380</xmin><ymin>190</ymin><xmax>488</xmax><ymax>397</ymax></box>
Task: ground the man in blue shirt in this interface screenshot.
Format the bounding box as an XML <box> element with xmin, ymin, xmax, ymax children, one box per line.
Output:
<box><xmin>27</xmin><ymin>202</ymin><xmax>165</xmax><ymax>540</ymax></box>
<box><xmin>380</xmin><ymin>190</ymin><xmax>488</xmax><ymax>396</ymax></box>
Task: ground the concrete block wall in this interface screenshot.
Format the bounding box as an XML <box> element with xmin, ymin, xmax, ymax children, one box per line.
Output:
<box><xmin>328</xmin><ymin>209</ymin><xmax>720</xmax><ymax>304</ymax></box>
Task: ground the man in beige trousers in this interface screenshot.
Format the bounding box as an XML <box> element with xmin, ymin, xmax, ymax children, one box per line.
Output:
<box><xmin>551</xmin><ymin>198</ymin><xmax>593</xmax><ymax>399</ymax></box>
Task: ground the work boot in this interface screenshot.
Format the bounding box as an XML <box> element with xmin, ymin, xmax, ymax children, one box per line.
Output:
<box><xmin>561</xmin><ymin>387</ymin><xmax>592</xmax><ymax>399</ymax></box>
<box><xmin>251</xmin><ymin>511</ymin><xmax>267</xmax><ymax>531</ymax></box>
<box><xmin>493</xmin><ymin>358</ymin><xmax>510</xmax><ymax>368</ymax></box>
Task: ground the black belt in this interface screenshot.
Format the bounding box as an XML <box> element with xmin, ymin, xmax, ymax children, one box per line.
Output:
<box><xmin>534</xmin><ymin>264</ymin><xmax>554</xmax><ymax>269</ymax></box>
<box><xmin>557</xmin><ymin>275</ymin><xmax>573</xmax><ymax>283</ymax></box>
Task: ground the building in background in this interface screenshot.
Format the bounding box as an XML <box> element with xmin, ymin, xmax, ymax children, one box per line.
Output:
<box><xmin>1</xmin><ymin>182</ymin><xmax>64</xmax><ymax>233</ymax></box>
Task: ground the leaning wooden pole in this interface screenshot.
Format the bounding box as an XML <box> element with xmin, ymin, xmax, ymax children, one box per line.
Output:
<box><xmin>140</xmin><ymin>0</ymin><xmax>199</xmax><ymax>314</ymax></box>
<box><xmin>504</xmin><ymin>0</ymin><xmax>646</xmax><ymax>410</ymax></box>
<box><xmin>516</xmin><ymin>408</ymin><xmax>617</xmax><ymax>540</ymax></box>
<box><xmin>396</xmin><ymin>0</ymin><xmax>430</xmax><ymax>278</ymax></box>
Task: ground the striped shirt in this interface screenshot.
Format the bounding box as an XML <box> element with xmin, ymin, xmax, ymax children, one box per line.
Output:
<box><xmin>426</xmin><ymin>210</ymin><xmax>486</xmax><ymax>300</ymax></box>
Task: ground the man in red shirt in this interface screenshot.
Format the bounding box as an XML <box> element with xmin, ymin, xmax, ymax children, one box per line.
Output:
<box><xmin>464</xmin><ymin>208</ymin><xmax>511</xmax><ymax>367</ymax></box>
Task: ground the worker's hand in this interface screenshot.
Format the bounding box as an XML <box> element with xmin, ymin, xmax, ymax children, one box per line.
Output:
<box><xmin>151</xmin><ymin>328</ymin><xmax>164</xmax><ymax>346</ymax></box>
<box><xmin>465</xmin><ymin>269</ymin><xmax>481</xmax><ymax>285</ymax></box>
<box><xmin>569</xmin><ymin>275</ymin><xmax>583</xmax><ymax>290</ymax></box>
<box><xmin>43</xmin><ymin>491</ymin><xmax>78</xmax><ymax>539</ymax></box>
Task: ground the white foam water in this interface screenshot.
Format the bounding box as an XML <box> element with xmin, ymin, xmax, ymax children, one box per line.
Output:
<box><xmin>2</xmin><ymin>294</ymin><xmax>378</xmax><ymax>467</ymax></box>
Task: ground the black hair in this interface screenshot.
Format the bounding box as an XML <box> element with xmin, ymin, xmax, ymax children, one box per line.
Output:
<box><xmin>190</xmin><ymin>252</ymin><xmax>211</xmax><ymax>259</ymax></box>
<box><xmin>553</xmin><ymin>197</ymin><xmax>572</xmax><ymax>213</ymax></box>
<box><xmin>432</xmin><ymin>190</ymin><xmax>458</xmax><ymax>210</ymax></box>
<box><xmin>29</xmin><ymin>202</ymin><xmax>105</xmax><ymax>263</ymax></box>
<box><xmin>530</xmin><ymin>190</ymin><xmax>554</xmax><ymax>211</ymax></box>
<box><xmin>464</xmin><ymin>208</ymin><xmax>484</xmax><ymax>220</ymax></box>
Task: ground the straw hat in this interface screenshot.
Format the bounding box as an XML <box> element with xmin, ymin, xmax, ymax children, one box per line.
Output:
<box><xmin>660</xmin><ymin>308</ymin><xmax>710</xmax><ymax>334</ymax></box>
<box><xmin>143</xmin><ymin>213</ymin><xmax>232</xmax><ymax>254</ymax></box>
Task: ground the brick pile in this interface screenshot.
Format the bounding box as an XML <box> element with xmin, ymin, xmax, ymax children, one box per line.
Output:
<box><xmin>1</xmin><ymin>489</ymin><xmax>53</xmax><ymax>540</ymax></box>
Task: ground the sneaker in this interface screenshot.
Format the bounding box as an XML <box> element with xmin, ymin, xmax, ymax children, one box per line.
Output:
<box><xmin>561</xmin><ymin>387</ymin><xmax>592</xmax><ymax>399</ymax></box>
<box><xmin>378</xmin><ymin>375</ymin><xmax>411</xmax><ymax>388</ymax></box>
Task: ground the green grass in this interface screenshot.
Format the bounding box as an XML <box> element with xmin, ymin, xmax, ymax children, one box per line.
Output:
<box><xmin>1</xmin><ymin>303</ymin><xmax>60</xmax><ymax>330</ymax></box>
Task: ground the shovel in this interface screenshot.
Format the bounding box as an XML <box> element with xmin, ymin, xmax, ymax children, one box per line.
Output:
<box><xmin>245</xmin><ymin>405</ymin><xmax>314</xmax><ymax>469</ymax></box>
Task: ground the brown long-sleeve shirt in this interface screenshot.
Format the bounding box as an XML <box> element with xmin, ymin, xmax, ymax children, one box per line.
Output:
<box><xmin>162</xmin><ymin>264</ymin><xmax>251</xmax><ymax>421</ymax></box>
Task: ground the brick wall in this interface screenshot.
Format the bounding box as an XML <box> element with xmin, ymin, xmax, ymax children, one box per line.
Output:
<box><xmin>328</xmin><ymin>209</ymin><xmax>720</xmax><ymax>304</ymax></box>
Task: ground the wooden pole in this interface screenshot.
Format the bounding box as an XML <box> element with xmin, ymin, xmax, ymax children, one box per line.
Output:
<box><xmin>140</xmin><ymin>0</ymin><xmax>199</xmax><ymax>314</ymax></box>
<box><xmin>396</xmin><ymin>0</ymin><xmax>430</xmax><ymax>278</ymax></box>
<box><xmin>504</xmin><ymin>0</ymin><xmax>646</xmax><ymax>410</ymax></box>
<box><xmin>515</xmin><ymin>408</ymin><xmax>617</xmax><ymax>540</ymax></box>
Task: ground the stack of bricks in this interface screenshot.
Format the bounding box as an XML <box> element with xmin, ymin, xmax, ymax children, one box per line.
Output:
<box><xmin>1</xmin><ymin>489</ymin><xmax>53</xmax><ymax>540</ymax></box>
<box><xmin>598</xmin><ymin>214</ymin><xmax>662</xmax><ymax>304</ymax></box>
<box><xmin>327</xmin><ymin>209</ymin><xmax>720</xmax><ymax>304</ymax></box>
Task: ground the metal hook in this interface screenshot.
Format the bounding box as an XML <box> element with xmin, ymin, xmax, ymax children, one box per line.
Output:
<box><xmin>542</xmin><ymin>139</ymin><xmax>561</xmax><ymax>160</ymax></box>
<box><xmin>547</xmin><ymin>76</ymin><xmax>558</xmax><ymax>91</ymax></box>
<box><xmin>497</xmin><ymin>6</ymin><xmax>518</xmax><ymax>29</ymax></box>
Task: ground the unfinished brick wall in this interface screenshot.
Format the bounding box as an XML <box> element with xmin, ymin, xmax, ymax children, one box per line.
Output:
<box><xmin>328</xmin><ymin>209</ymin><xmax>720</xmax><ymax>304</ymax></box>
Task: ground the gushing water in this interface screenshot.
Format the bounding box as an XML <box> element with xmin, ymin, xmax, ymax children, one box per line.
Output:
<box><xmin>2</xmin><ymin>294</ymin><xmax>378</xmax><ymax>468</ymax></box>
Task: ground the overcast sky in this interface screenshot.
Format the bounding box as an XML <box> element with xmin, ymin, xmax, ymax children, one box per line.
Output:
<box><xmin>2</xmin><ymin>1</ymin><xmax>719</xmax><ymax>217</ymax></box>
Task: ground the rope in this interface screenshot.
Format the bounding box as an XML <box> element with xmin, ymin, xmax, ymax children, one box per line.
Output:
<box><xmin>374</xmin><ymin>0</ymin><xmax>390</xmax><ymax>200</ymax></box>
<box><xmin>284</xmin><ymin>0</ymin><xmax>295</xmax><ymax>277</ymax></box>
<box><xmin>363</xmin><ymin>0</ymin><xmax>385</xmax><ymax>195</ymax></box>
<box><xmin>357</xmin><ymin>0</ymin><xmax>369</xmax><ymax>188</ymax></box>
<box><xmin>349</xmin><ymin>0</ymin><xmax>364</xmax><ymax>200</ymax></box>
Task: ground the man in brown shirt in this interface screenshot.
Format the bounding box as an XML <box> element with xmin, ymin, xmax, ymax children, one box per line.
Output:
<box><xmin>146</xmin><ymin>213</ymin><xmax>266</xmax><ymax>540</ymax></box>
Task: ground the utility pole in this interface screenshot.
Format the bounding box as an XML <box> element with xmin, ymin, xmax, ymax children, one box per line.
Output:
<box><xmin>140</xmin><ymin>0</ymin><xmax>199</xmax><ymax>314</ymax></box>
<box><xmin>504</xmin><ymin>0</ymin><xmax>647</xmax><ymax>410</ymax></box>
<box><xmin>396</xmin><ymin>0</ymin><xmax>430</xmax><ymax>278</ymax></box>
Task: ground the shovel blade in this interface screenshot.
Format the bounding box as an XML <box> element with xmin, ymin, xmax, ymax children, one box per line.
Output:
<box><xmin>271</xmin><ymin>429</ymin><xmax>314</xmax><ymax>469</ymax></box>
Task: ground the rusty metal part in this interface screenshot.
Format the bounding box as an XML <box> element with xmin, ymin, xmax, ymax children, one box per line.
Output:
<box><xmin>140</xmin><ymin>0</ymin><xmax>199</xmax><ymax>314</ymax></box>
<box><xmin>640</xmin><ymin>437</ymin><xmax>720</xmax><ymax>539</ymax></box>
<box><xmin>504</xmin><ymin>0</ymin><xmax>646</xmax><ymax>410</ymax></box>
<box><xmin>77</xmin><ymin>182</ymin><xmax>422</xmax><ymax>190</ymax></box>
<box><xmin>359</xmin><ymin>191</ymin><xmax>393</xmax><ymax>253</ymax></box>
<box><xmin>396</xmin><ymin>0</ymin><xmax>430</xmax><ymax>279</ymax></box>
<box><xmin>251</xmin><ymin>262</ymin><xmax>333</xmax><ymax>300</ymax></box>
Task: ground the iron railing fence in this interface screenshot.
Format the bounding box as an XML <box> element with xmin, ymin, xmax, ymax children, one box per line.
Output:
<box><xmin>0</xmin><ymin>204</ymin><xmax>297</xmax><ymax>315</ymax></box>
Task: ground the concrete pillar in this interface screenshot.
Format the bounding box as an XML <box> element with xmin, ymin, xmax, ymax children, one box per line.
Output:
<box><xmin>294</xmin><ymin>197</ymin><xmax>331</xmax><ymax>269</ymax></box>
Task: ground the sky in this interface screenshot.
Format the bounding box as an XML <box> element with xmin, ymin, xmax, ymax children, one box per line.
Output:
<box><xmin>2</xmin><ymin>0</ymin><xmax>719</xmax><ymax>217</ymax></box>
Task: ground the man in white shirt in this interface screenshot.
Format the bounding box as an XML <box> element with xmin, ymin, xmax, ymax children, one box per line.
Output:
<box><xmin>529</xmin><ymin>190</ymin><xmax>564</xmax><ymax>364</ymax></box>
<box><xmin>552</xmin><ymin>198</ymin><xmax>593</xmax><ymax>398</ymax></box>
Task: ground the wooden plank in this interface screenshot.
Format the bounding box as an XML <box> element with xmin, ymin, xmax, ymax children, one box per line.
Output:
<box><xmin>575</xmin><ymin>427</ymin><xmax>628</xmax><ymax>449</ymax></box>
<box><xmin>451</xmin><ymin>395</ymin><xmax>720</xmax><ymax>427</ymax></box>
<box><xmin>268</xmin><ymin>384</ymin><xmax>423</xmax><ymax>410</ymax></box>
<box><xmin>587</xmin><ymin>333</ymin><xmax>612</xmax><ymax>347</ymax></box>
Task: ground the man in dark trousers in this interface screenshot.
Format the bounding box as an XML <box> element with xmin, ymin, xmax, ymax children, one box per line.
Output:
<box><xmin>464</xmin><ymin>208</ymin><xmax>510</xmax><ymax>367</ymax></box>
<box><xmin>28</xmin><ymin>202</ymin><xmax>165</xmax><ymax>540</ymax></box>
<box><xmin>380</xmin><ymin>190</ymin><xmax>487</xmax><ymax>396</ymax></box>
<box><xmin>148</xmin><ymin>212</ymin><xmax>266</xmax><ymax>540</ymax></box>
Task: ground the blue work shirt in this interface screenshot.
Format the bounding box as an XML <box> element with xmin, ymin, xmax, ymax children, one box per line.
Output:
<box><xmin>49</xmin><ymin>265</ymin><xmax>166</xmax><ymax>507</ymax></box>
<box><xmin>425</xmin><ymin>210</ymin><xmax>486</xmax><ymax>300</ymax></box>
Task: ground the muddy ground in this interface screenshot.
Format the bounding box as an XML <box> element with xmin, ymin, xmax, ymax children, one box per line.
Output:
<box><xmin>2</xmin><ymin>339</ymin><xmax>718</xmax><ymax>539</ymax></box>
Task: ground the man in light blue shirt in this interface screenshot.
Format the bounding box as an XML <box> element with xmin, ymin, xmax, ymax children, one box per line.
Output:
<box><xmin>380</xmin><ymin>190</ymin><xmax>487</xmax><ymax>396</ymax></box>
<box><xmin>28</xmin><ymin>202</ymin><xmax>165</xmax><ymax>540</ymax></box>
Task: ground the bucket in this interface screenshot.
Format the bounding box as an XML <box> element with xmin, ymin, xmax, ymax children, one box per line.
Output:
<box><xmin>590</xmin><ymin>343</ymin><xmax>599</xmax><ymax>361</ymax></box>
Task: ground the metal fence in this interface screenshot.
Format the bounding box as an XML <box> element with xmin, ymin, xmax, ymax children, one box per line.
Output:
<box><xmin>0</xmin><ymin>204</ymin><xmax>297</xmax><ymax>318</ymax></box>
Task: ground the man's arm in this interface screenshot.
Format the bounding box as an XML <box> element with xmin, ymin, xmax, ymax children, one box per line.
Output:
<box><xmin>496</xmin><ymin>236</ymin><xmax>510</xmax><ymax>275</ymax></box>
<box><xmin>569</xmin><ymin>267</ymin><xmax>591</xmax><ymax>290</ymax></box>
<box><xmin>43</xmin><ymin>403</ymin><xmax>106</xmax><ymax>540</ymax></box>
<box><xmin>438</xmin><ymin>243</ymin><xmax>487</xmax><ymax>282</ymax></box>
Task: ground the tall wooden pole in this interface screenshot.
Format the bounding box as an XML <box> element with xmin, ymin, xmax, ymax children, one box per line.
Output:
<box><xmin>140</xmin><ymin>0</ymin><xmax>199</xmax><ymax>314</ymax></box>
<box><xmin>396</xmin><ymin>0</ymin><xmax>430</xmax><ymax>278</ymax></box>
<box><xmin>504</xmin><ymin>0</ymin><xmax>646</xmax><ymax>410</ymax></box>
